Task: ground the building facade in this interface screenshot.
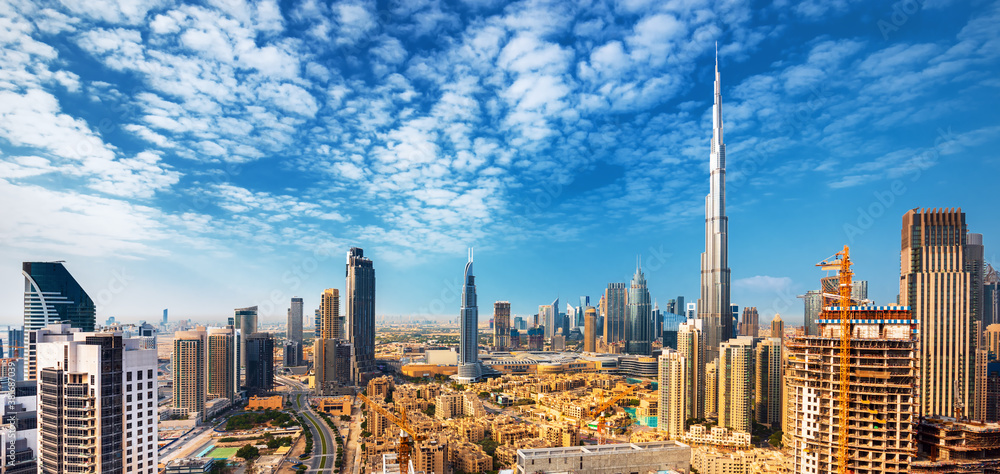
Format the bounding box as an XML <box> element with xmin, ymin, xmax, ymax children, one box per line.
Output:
<box><xmin>173</xmin><ymin>327</ymin><xmax>206</xmax><ymax>419</ymax></box>
<box><xmin>584</xmin><ymin>306</ymin><xmax>597</xmax><ymax>352</ymax></box>
<box><xmin>207</xmin><ymin>327</ymin><xmax>235</xmax><ymax>401</ymax></box>
<box><xmin>245</xmin><ymin>333</ymin><xmax>274</xmax><ymax>395</ymax></box>
<box><xmin>754</xmin><ymin>337</ymin><xmax>782</xmax><ymax>427</ymax></box>
<box><xmin>602</xmin><ymin>283</ymin><xmax>627</xmax><ymax>346</ymax></box>
<box><xmin>658</xmin><ymin>350</ymin><xmax>687</xmax><ymax>438</ymax></box>
<box><xmin>233</xmin><ymin>306</ymin><xmax>257</xmax><ymax>388</ymax></box>
<box><xmin>36</xmin><ymin>324</ymin><xmax>157</xmax><ymax>474</ymax></box>
<box><xmin>288</xmin><ymin>297</ymin><xmax>304</xmax><ymax>344</ymax></box>
<box><xmin>677</xmin><ymin>319</ymin><xmax>704</xmax><ymax>419</ymax></box>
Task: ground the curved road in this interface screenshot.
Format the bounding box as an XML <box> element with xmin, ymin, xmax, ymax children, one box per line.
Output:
<box><xmin>282</xmin><ymin>375</ymin><xmax>337</xmax><ymax>473</ymax></box>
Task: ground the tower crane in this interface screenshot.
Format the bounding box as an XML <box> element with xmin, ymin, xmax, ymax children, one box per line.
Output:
<box><xmin>817</xmin><ymin>246</ymin><xmax>853</xmax><ymax>474</ymax></box>
<box><xmin>578</xmin><ymin>384</ymin><xmax>638</xmax><ymax>444</ymax></box>
<box><xmin>359</xmin><ymin>393</ymin><xmax>425</xmax><ymax>471</ymax></box>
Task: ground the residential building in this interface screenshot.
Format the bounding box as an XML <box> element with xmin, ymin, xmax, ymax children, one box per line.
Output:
<box><xmin>677</xmin><ymin>319</ymin><xmax>704</xmax><ymax>419</ymax></box>
<box><xmin>207</xmin><ymin>326</ymin><xmax>235</xmax><ymax>401</ymax></box>
<box><xmin>900</xmin><ymin>208</ymin><xmax>974</xmax><ymax>417</ymax></box>
<box><xmin>173</xmin><ymin>327</ymin><xmax>207</xmax><ymax>420</ymax></box>
<box><xmin>22</xmin><ymin>262</ymin><xmax>96</xmax><ymax>381</ymax></box>
<box><xmin>717</xmin><ymin>336</ymin><xmax>754</xmax><ymax>434</ymax></box>
<box><xmin>320</xmin><ymin>289</ymin><xmax>340</xmax><ymax>340</ymax></box>
<box><xmin>347</xmin><ymin>247</ymin><xmax>377</xmax><ymax>384</ymax></box>
<box><xmin>658</xmin><ymin>350</ymin><xmax>687</xmax><ymax>438</ymax></box>
<box><xmin>36</xmin><ymin>324</ymin><xmax>158</xmax><ymax>474</ymax></box>
<box><xmin>755</xmin><ymin>337</ymin><xmax>782</xmax><ymax>427</ymax></box>
<box><xmin>705</xmin><ymin>359</ymin><xmax>718</xmax><ymax>417</ymax></box>
<box><xmin>770</xmin><ymin>314</ymin><xmax>784</xmax><ymax>340</ymax></box>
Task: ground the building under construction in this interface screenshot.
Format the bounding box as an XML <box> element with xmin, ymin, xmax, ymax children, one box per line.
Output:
<box><xmin>785</xmin><ymin>304</ymin><xmax>918</xmax><ymax>474</ymax></box>
<box><xmin>911</xmin><ymin>416</ymin><xmax>1000</xmax><ymax>473</ymax></box>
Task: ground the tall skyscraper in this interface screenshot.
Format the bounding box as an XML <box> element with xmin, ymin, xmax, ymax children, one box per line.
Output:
<box><xmin>677</xmin><ymin>319</ymin><xmax>704</xmax><ymax>419</ymax></box>
<box><xmin>22</xmin><ymin>262</ymin><xmax>96</xmax><ymax>381</ymax></box>
<box><xmin>731</xmin><ymin>304</ymin><xmax>739</xmax><ymax>339</ymax></box>
<box><xmin>314</xmin><ymin>309</ymin><xmax>321</xmax><ymax>338</ymax></box>
<box><xmin>455</xmin><ymin>249</ymin><xmax>481</xmax><ymax>382</ymax></box>
<box><xmin>603</xmin><ymin>283</ymin><xmax>628</xmax><ymax>346</ymax></box>
<box><xmin>697</xmin><ymin>54</ymin><xmax>732</xmax><ymax>364</ymax></box>
<box><xmin>207</xmin><ymin>326</ymin><xmax>235</xmax><ymax>401</ymax></box>
<box><xmin>717</xmin><ymin>336</ymin><xmax>753</xmax><ymax>434</ymax></box>
<box><xmin>686</xmin><ymin>302</ymin><xmax>697</xmax><ymax>320</ymax></box>
<box><xmin>288</xmin><ymin>297</ymin><xmax>304</xmax><ymax>344</ymax></box>
<box><xmin>173</xmin><ymin>327</ymin><xmax>207</xmax><ymax>420</ymax></box>
<box><xmin>662</xmin><ymin>313</ymin><xmax>687</xmax><ymax>350</ymax></box>
<box><xmin>754</xmin><ymin>337</ymin><xmax>782</xmax><ymax>427</ymax></box>
<box><xmin>36</xmin><ymin>324</ymin><xmax>157</xmax><ymax>474</ymax></box>
<box><xmin>584</xmin><ymin>306</ymin><xmax>597</xmax><ymax>352</ymax></box>
<box><xmin>900</xmin><ymin>208</ymin><xmax>974</xmax><ymax>417</ymax></box>
<box><xmin>738</xmin><ymin>306</ymin><xmax>759</xmax><ymax>337</ymax></box>
<box><xmin>320</xmin><ymin>289</ymin><xmax>340</xmax><ymax>340</ymax></box>
<box><xmin>579</xmin><ymin>296</ymin><xmax>590</xmax><ymax>327</ymax></box>
<box><xmin>625</xmin><ymin>263</ymin><xmax>653</xmax><ymax>355</ymax></box>
<box><xmin>653</xmin><ymin>302</ymin><xmax>662</xmax><ymax>342</ymax></box>
<box><xmin>233</xmin><ymin>306</ymin><xmax>257</xmax><ymax>388</ymax></box>
<box><xmin>658</xmin><ymin>350</ymin><xmax>688</xmax><ymax>438</ymax></box>
<box><xmin>245</xmin><ymin>332</ymin><xmax>274</xmax><ymax>395</ymax></box>
<box><xmin>798</xmin><ymin>290</ymin><xmax>822</xmax><ymax>336</ymax></box>
<box><xmin>346</xmin><ymin>247</ymin><xmax>376</xmax><ymax>384</ymax></box>
<box><xmin>676</xmin><ymin>296</ymin><xmax>685</xmax><ymax>316</ymax></box>
<box><xmin>493</xmin><ymin>301</ymin><xmax>511</xmax><ymax>351</ymax></box>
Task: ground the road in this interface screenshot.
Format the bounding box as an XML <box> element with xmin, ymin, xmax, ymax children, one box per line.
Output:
<box><xmin>281</xmin><ymin>375</ymin><xmax>337</xmax><ymax>473</ymax></box>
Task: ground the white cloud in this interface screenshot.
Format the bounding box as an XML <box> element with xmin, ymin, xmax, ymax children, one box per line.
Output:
<box><xmin>733</xmin><ymin>275</ymin><xmax>794</xmax><ymax>294</ymax></box>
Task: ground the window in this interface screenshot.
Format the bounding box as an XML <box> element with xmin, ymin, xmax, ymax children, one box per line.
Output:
<box><xmin>127</xmin><ymin>372</ymin><xmax>133</xmax><ymax>382</ymax></box>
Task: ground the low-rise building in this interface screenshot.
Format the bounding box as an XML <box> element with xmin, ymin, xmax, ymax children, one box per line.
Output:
<box><xmin>318</xmin><ymin>395</ymin><xmax>354</xmax><ymax>416</ymax></box>
<box><xmin>164</xmin><ymin>457</ymin><xmax>216</xmax><ymax>474</ymax></box>
<box><xmin>679</xmin><ymin>425</ymin><xmax>751</xmax><ymax>448</ymax></box>
<box><xmin>515</xmin><ymin>441</ymin><xmax>691</xmax><ymax>474</ymax></box>
<box><xmin>246</xmin><ymin>395</ymin><xmax>283</xmax><ymax>411</ymax></box>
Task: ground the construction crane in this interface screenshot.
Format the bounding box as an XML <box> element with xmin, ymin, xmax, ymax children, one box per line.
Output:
<box><xmin>359</xmin><ymin>393</ymin><xmax>425</xmax><ymax>470</ymax></box>
<box><xmin>579</xmin><ymin>384</ymin><xmax>638</xmax><ymax>444</ymax></box>
<box><xmin>817</xmin><ymin>246</ymin><xmax>853</xmax><ymax>474</ymax></box>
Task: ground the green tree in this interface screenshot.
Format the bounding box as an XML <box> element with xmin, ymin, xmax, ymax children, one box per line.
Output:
<box><xmin>236</xmin><ymin>444</ymin><xmax>260</xmax><ymax>461</ymax></box>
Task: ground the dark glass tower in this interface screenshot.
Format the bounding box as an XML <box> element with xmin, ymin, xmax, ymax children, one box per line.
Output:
<box><xmin>246</xmin><ymin>333</ymin><xmax>274</xmax><ymax>395</ymax></box>
<box><xmin>23</xmin><ymin>261</ymin><xmax>96</xmax><ymax>380</ymax></box>
<box><xmin>346</xmin><ymin>247</ymin><xmax>376</xmax><ymax>385</ymax></box>
<box><xmin>22</xmin><ymin>262</ymin><xmax>95</xmax><ymax>331</ymax></box>
<box><xmin>456</xmin><ymin>249</ymin><xmax>480</xmax><ymax>382</ymax></box>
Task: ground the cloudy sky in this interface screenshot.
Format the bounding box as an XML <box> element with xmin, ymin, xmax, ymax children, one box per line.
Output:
<box><xmin>1</xmin><ymin>0</ymin><xmax>998</xmax><ymax>327</ymax></box>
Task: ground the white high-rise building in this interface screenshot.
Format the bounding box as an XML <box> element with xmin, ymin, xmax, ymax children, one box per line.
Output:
<box><xmin>717</xmin><ymin>336</ymin><xmax>754</xmax><ymax>434</ymax></box>
<box><xmin>658</xmin><ymin>350</ymin><xmax>688</xmax><ymax>438</ymax></box>
<box><xmin>697</xmin><ymin>51</ymin><xmax>732</xmax><ymax>363</ymax></box>
<box><xmin>36</xmin><ymin>323</ymin><xmax>158</xmax><ymax>473</ymax></box>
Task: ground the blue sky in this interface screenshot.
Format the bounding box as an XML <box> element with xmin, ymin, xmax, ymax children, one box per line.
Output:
<box><xmin>1</xmin><ymin>0</ymin><xmax>999</xmax><ymax>327</ymax></box>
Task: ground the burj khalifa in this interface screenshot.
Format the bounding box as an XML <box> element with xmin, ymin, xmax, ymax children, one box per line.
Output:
<box><xmin>698</xmin><ymin>51</ymin><xmax>732</xmax><ymax>363</ymax></box>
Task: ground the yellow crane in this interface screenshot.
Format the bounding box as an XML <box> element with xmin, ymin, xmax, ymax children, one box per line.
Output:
<box><xmin>579</xmin><ymin>384</ymin><xmax>638</xmax><ymax>444</ymax></box>
<box><xmin>359</xmin><ymin>393</ymin><xmax>425</xmax><ymax>470</ymax></box>
<box><xmin>817</xmin><ymin>245</ymin><xmax>853</xmax><ymax>474</ymax></box>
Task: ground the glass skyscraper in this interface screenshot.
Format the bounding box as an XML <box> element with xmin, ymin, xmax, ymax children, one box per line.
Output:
<box><xmin>346</xmin><ymin>247</ymin><xmax>376</xmax><ymax>384</ymax></box>
<box><xmin>625</xmin><ymin>263</ymin><xmax>652</xmax><ymax>356</ymax></box>
<box><xmin>23</xmin><ymin>261</ymin><xmax>96</xmax><ymax>380</ymax></box>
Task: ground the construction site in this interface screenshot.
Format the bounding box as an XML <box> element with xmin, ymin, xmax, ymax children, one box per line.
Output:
<box><xmin>911</xmin><ymin>416</ymin><xmax>1000</xmax><ymax>473</ymax></box>
<box><xmin>784</xmin><ymin>247</ymin><xmax>919</xmax><ymax>474</ymax></box>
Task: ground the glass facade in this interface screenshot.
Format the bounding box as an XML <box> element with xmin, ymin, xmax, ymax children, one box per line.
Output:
<box><xmin>22</xmin><ymin>262</ymin><xmax>96</xmax><ymax>332</ymax></box>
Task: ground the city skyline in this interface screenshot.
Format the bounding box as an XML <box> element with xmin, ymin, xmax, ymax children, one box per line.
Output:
<box><xmin>2</xmin><ymin>1</ymin><xmax>1000</xmax><ymax>325</ymax></box>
